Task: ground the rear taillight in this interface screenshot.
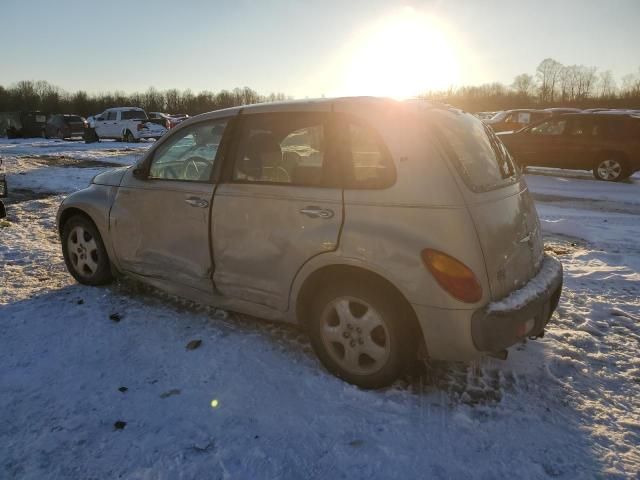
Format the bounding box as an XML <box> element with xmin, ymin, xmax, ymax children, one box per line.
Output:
<box><xmin>137</xmin><ymin>123</ymin><xmax>144</xmax><ymax>131</ymax></box>
<box><xmin>421</xmin><ymin>249</ymin><xmax>483</xmax><ymax>303</ymax></box>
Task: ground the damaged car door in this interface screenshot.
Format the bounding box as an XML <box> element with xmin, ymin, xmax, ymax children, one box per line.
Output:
<box><xmin>109</xmin><ymin>118</ymin><xmax>231</xmax><ymax>292</ymax></box>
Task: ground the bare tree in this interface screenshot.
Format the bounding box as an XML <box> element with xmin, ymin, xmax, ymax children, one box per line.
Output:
<box><xmin>598</xmin><ymin>70</ymin><xmax>616</xmax><ymax>98</ymax></box>
<box><xmin>511</xmin><ymin>73</ymin><xmax>535</xmax><ymax>98</ymax></box>
<box><xmin>536</xmin><ymin>58</ymin><xmax>563</xmax><ymax>102</ymax></box>
<box><xmin>620</xmin><ymin>68</ymin><xmax>640</xmax><ymax>98</ymax></box>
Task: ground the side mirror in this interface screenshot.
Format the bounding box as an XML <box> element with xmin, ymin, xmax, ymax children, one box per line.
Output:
<box><xmin>132</xmin><ymin>164</ymin><xmax>148</xmax><ymax>180</ymax></box>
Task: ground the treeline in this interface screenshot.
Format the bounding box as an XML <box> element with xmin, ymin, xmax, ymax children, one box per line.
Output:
<box><xmin>422</xmin><ymin>58</ymin><xmax>640</xmax><ymax>112</ymax></box>
<box><xmin>2</xmin><ymin>58</ymin><xmax>640</xmax><ymax>116</ymax></box>
<box><xmin>0</xmin><ymin>81</ymin><xmax>290</xmax><ymax>117</ymax></box>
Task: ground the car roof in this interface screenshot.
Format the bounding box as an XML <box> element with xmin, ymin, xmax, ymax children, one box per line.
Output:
<box><xmin>106</xmin><ymin>107</ymin><xmax>145</xmax><ymax>112</ymax></box>
<box><xmin>188</xmin><ymin>96</ymin><xmax>457</xmax><ymax>123</ymax></box>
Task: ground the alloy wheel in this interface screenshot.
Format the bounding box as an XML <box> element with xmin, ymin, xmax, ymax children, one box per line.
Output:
<box><xmin>320</xmin><ymin>296</ymin><xmax>391</xmax><ymax>375</ymax></box>
<box><xmin>597</xmin><ymin>159</ymin><xmax>622</xmax><ymax>181</ymax></box>
<box><xmin>67</xmin><ymin>226</ymin><xmax>99</xmax><ymax>278</ymax></box>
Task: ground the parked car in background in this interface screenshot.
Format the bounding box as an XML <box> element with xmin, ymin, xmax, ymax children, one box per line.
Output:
<box><xmin>148</xmin><ymin>112</ymin><xmax>173</xmax><ymax>129</ymax></box>
<box><xmin>57</xmin><ymin>97</ymin><xmax>562</xmax><ymax>388</ymax></box>
<box><xmin>498</xmin><ymin>112</ymin><xmax>640</xmax><ymax>181</ymax></box>
<box><xmin>544</xmin><ymin>107</ymin><xmax>583</xmax><ymax>115</ymax></box>
<box><xmin>171</xmin><ymin>113</ymin><xmax>189</xmax><ymax>123</ymax></box>
<box><xmin>484</xmin><ymin>109</ymin><xmax>550</xmax><ymax>132</ymax></box>
<box><xmin>149</xmin><ymin>112</ymin><xmax>189</xmax><ymax>129</ymax></box>
<box><xmin>0</xmin><ymin>111</ymin><xmax>47</xmax><ymax>138</ymax></box>
<box><xmin>474</xmin><ymin>111</ymin><xmax>498</xmax><ymax>121</ymax></box>
<box><xmin>45</xmin><ymin>114</ymin><xmax>86</xmax><ymax>139</ymax></box>
<box><xmin>86</xmin><ymin>107</ymin><xmax>167</xmax><ymax>143</ymax></box>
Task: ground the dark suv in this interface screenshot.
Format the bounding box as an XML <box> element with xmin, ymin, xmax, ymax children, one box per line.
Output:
<box><xmin>45</xmin><ymin>114</ymin><xmax>86</xmax><ymax>139</ymax></box>
<box><xmin>0</xmin><ymin>111</ymin><xmax>48</xmax><ymax>138</ymax></box>
<box><xmin>498</xmin><ymin>113</ymin><xmax>640</xmax><ymax>181</ymax></box>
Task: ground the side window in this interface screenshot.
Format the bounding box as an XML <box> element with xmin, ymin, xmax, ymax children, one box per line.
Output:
<box><xmin>517</xmin><ymin>112</ymin><xmax>531</xmax><ymax>124</ymax></box>
<box><xmin>530</xmin><ymin>118</ymin><xmax>567</xmax><ymax>136</ymax></box>
<box><xmin>233</xmin><ymin>113</ymin><xmax>328</xmax><ymax>186</ymax></box>
<box><xmin>569</xmin><ymin>118</ymin><xmax>600</xmax><ymax>136</ymax></box>
<box><xmin>345</xmin><ymin>122</ymin><xmax>395</xmax><ymax>188</ymax></box>
<box><xmin>148</xmin><ymin>119</ymin><xmax>228</xmax><ymax>181</ymax></box>
<box><xmin>106</xmin><ymin>111</ymin><xmax>117</xmax><ymax>121</ymax></box>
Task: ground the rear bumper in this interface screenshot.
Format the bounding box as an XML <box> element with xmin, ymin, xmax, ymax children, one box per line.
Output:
<box><xmin>471</xmin><ymin>254</ymin><xmax>563</xmax><ymax>353</ymax></box>
<box><xmin>412</xmin><ymin>254</ymin><xmax>563</xmax><ymax>360</ymax></box>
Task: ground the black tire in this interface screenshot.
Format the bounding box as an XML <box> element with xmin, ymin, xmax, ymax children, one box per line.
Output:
<box><xmin>61</xmin><ymin>215</ymin><xmax>113</xmax><ymax>286</ymax></box>
<box><xmin>84</xmin><ymin>128</ymin><xmax>99</xmax><ymax>143</ymax></box>
<box><xmin>307</xmin><ymin>276</ymin><xmax>417</xmax><ymax>389</ymax></box>
<box><xmin>593</xmin><ymin>154</ymin><xmax>630</xmax><ymax>182</ymax></box>
<box><xmin>124</xmin><ymin>130</ymin><xmax>139</xmax><ymax>143</ymax></box>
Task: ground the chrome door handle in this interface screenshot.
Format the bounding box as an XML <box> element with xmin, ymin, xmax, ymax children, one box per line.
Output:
<box><xmin>299</xmin><ymin>206</ymin><xmax>334</xmax><ymax>219</ymax></box>
<box><xmin>185</xmin><ymin>197</ymin><xmax>209</xmax><ymax>208</ymax></box>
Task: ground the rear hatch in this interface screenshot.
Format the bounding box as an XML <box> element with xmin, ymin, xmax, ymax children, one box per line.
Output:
<box><xmin>429</xmin><ymin>109</ymin><xmax>543</xmax><ymax>300</ymax></box>
<box><xmin>64</xmin><ymin>116</ymin><xmax>85</xmax><ymax>133</ymax></box>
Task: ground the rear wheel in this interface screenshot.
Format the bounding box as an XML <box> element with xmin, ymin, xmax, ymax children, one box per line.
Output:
<box><xmin>61</xmin><ymin>215</ymin><xmax>113</xmax><ymax>286</ymax></box>
<box><xmin>124</xmin><ymin>130</ymin><xmax>138</xmax><ymax>143</ymax></box>
<box><xmin>307</xmin><ymin>278</ymin><xmax>417</xmax><ymax>389</ymax></box>
<box><xmin>593</xmin><ymin>155</ymin><xmax>630</xmax><ymax>182</ymax></box>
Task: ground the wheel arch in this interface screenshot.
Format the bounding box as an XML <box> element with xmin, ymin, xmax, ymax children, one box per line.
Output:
<box><xmin>293</xmin><ymin>263</ymin><xmax>424</xmax><ymax>351</ymax></box>
<box><xmin>594</xmin><ymin>149</ymin><xmax>629</xmax><ymax>164</ymax></box>
<box><xmin>58</xmin><ymin>207</ymin><xmax>97</xmax><ymax>237</ymax></box>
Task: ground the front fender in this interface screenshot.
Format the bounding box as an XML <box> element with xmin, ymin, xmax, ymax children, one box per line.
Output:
<box><xmin>57</xmin><ymin>184</ymin><xmax>119</xmax><ymax>268</ymax></box>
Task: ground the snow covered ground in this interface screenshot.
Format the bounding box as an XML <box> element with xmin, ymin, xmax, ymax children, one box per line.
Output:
<box><xmin>1</xmin><ymin>139</ymin><xmax>639</xmax><ymax>479</ymax></box>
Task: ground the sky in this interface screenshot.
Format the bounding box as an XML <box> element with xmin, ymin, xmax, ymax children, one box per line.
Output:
<box><xmin>1</xmin><ymin>0</ymin><xmax>639</xmax><ymax>98</ymax></box>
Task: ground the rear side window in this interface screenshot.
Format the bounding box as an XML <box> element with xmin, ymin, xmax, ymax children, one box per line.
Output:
<box><xmin>343</xmin><ymin>121</ymin><xmax>395</xmax><ymax>189</ymax></box>
<box><xmin>430</xmin><ymin>110</ymin><xmax>517</xmax><ymax>192</ymax></box>
<box><xmin>568</xmin><ymin>117</ymin><xmax>602</xmax><ymax>137</ymax></box>
<box><xmin>121</xmin><ymin>110</ymin><xmax>147</xmax><ymax>120</ymax></box>
<box><xmin>233</xmin><ymin>113</ymin><xmax>330</xmax><ymax>186</ymax></box>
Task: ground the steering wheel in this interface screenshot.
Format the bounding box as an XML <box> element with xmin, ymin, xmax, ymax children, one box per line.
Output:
<box><xmin>184</xmin><ymin>156</ymin><xmax>211</xmax><ymax>180</ymax></box>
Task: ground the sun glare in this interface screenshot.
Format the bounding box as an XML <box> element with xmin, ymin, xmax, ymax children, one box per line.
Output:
<box><xmin>336</xmin><ymin>9</ymin><xmax>462</xmax><ymax>98</ymax></box>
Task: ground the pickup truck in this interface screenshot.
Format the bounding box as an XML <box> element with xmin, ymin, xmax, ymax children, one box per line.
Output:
<box><xmin>86</xmin><ymin>107</ymin><xmax>167</xmax><ymax>143</ymax></box>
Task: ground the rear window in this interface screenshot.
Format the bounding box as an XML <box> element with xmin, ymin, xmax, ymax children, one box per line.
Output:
<box><xmin>64</xmin><ymin>115</ymin><xmax>83</xmax><ymax>122</ymax></box>
<box><xmin>430</xmin><ymin>110</ymin><xmax>518</xmax><ymax>192</ymax></box>
<box><xmin>121</xmin><ymin>110</ymin><xmax>147</xmax><ymax>120</ymax></box>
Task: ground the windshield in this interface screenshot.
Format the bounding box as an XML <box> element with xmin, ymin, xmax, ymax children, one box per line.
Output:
<box><xmin>429</xmin><ymin>109</ymin><xmax>518</xmax><ymax>192</ymax></box>
<box><xmin>121</xmin><ymin>110</ymin><xmax>147</xmax><ymax>120</ymax></box>
<box><xmin>489</xmin><ymin>111</ymin><xmax>507</xmax><ymax>122</ymax></box>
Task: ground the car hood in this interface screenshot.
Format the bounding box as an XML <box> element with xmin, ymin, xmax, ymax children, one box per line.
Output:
<box><xmin>92</xmin><ymin>166</ymin><xmax>130</xmax><ymax>186</ymax></box>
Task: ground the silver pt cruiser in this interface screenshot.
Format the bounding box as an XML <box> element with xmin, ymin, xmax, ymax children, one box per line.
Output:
<box><xmin>57</xmin><ymin>97</ymin><xmax>563</xmax><ymax>388</ymax></box>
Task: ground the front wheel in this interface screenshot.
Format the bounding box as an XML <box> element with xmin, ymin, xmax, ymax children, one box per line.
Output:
<box><xmin>593</xmin><ymin>156</ymin><xmax>630</xmax><ymax>182</ymax></box>
<box><xmin>307</xmin><ymin>278</ymin><xmax>417</xmax><ymax>389</ymax></box>
<box><xmin>61</xmin><ymin>215</ymin><xmax>113</xmax><ymax>285</ymax></box>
